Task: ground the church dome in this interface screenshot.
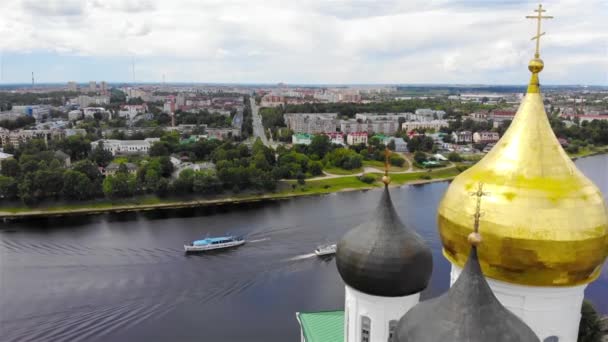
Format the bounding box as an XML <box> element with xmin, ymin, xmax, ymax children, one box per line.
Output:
<box><xmin>437</xmin><ymin>59</ymin><xmax>608</xmax><ymax>286</ymax></box>
<box><xmin>336</xmin><ymin>185</ymin><xmax>433</xmax><ymax>297</ymax></box>
<box><xmin>395</xmin><ymin>242</ymin><xmax>540</xmax><ymax>342</ymax></box>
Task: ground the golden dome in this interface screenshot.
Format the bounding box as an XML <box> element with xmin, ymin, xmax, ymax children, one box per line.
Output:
<box><xmin>437</xmin><ymin>61</ymin><xmax>608</xmax><ymax>287</ymax></box>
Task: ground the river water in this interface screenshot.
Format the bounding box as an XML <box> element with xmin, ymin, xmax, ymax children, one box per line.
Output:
<box><xmin>1</xmin><ymin>155</ymin><xmax>606</xmax><ymax>342</ymax></box>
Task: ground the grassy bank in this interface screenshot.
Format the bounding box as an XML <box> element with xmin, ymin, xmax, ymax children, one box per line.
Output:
<box><xmin>0</xmin><ymin>167</ymin><xmax>461</xmax><ymax>219</ymax></box>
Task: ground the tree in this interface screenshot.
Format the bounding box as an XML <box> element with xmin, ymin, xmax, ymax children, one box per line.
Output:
<box><xmin>389</xmin><ymin>154</ymin><xmax>405</xmax><ymax>167</ymax></box>
<box><xmin>62</xmin><ymin>170</ymin><xmax>94</xmax><ymax>200</ymax></box>
<box><xmin>308</xmin><ymin>135</ymin><xmax>331</xmax><ymax>158</ymax></box>
<box><xmin>308</xmin><ymin>160</ymin><xmax>323</xmax><ymax>176</ymax></box>
<box><xmin>90</xmin><ymin>142</ymin><xmax>113</xmax><ymax>167</ymax></box>
<box><xmin>173</xmin><ymin>169</ymin><xmax>195</xmax><ymax>194</ymax></box>
<box><xmin>0</xmin><ymin>176</ymin><xmax>18</xmax><ymax>199</ymax></box>
<box><xmin>57</xmin><ymin>135</ymin><xmax>91</xmax><ymax>161</ymax></box>
<box><xmin>414</xmin><ymin>151</ymin><xmax>427</xmax><ymax>164</ymax></box>
<box><xmin>448</xmin><ymin>152</ymin><xmax>463</xmax><ymax>162</ymax></box>
<box><xmin>149</xmin><ymin>142</ymin><xmax>170</xmax><ymax>157</ymax></box>
<box><xmin>1</xmin><ymin>158</ymin><xmax>20</xmax><ymax>178</ymax></box>
<box><xmin>578</xmin><ymin>301</ymin><xmax>602</xmax><ymax>342</ymax></box>
<box><xmin>103</xmin><ymin>173</ymin><xmax>136</xmax><ymax>198</ymax></box>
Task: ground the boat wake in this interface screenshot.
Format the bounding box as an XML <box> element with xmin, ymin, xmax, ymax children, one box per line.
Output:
<box><xmin>248</xmin><ymin>238</ymin><xmax>269</xmax><ymax>243</ymax></box>
<box><xmin>286</xmin><ymin>253</ymin><xmax>316</xmax><ymax>261</ymax></box>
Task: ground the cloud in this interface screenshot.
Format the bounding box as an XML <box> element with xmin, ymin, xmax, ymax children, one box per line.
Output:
<box><xmin>0</xmin><ymin>0</ymin><xmax>606</xmax><ymax>84</ymax></box>
<box><xmin>22</xmin><ymin>0</ymin><xmax>84</xmax><ymax>17</ymax></box>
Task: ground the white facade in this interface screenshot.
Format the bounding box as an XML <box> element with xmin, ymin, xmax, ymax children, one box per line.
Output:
<box><xmin>450</xmin><ymin>264</ymin><xmax>585</xmax><ymax>342</ymax></box>
<box><xmin>91</xmin><ymin>138</ymin><xmax>160</xmax><ymax>155</ymax></box>
<box><xmin>401</xmin><ymin>120</ymin><xmax>448</xmax><ymax>132</ymax></box>
<box><xmin>347</xmin><ymin>133</ymin><xmax>368</xmax><ymax>145</ymax></box>
<box><xmin>344</xmin><ymin>285</ymin><xmax>419</xmax><ymax>342</ymax></box>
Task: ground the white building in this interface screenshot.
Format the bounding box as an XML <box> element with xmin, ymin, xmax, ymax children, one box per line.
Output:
<box><xmin>83</xmin><ymin>107</ymin><xmax>108</xmax><ymax>119</ymax></box>
<box><xmin>346</xmin><ymin>132</ymin><xmax>368</xmax><ymax>145</ymax></box>
<box><xmin>118</xmin><ymin>104</ymin><xmax>148</xmax><ymax>120</ymax></box>
<box><xmin>473</xmin><ymin>131</ymin><xmax>500</xmax><ymax>143</ymax></box>
<box><xmin>284</xmin><ymin>113</ymin><xmax>338</xmax><ymax>134</ymax></box>
<box><xmin>401</xmin><ymin>120</ymin><xmax>449</xmax><ymax>132</ymax></box>
<box><xmin>68</xmin><ymin>110</ymin><xmax>83</xmax><ymax>121</ymax></box>
<box><xmin>72</xmin><ymin>95</ymin><xmax>110</xmax><ymax>108</ymax></box>
<box><xmin>90</xmin><ymin>138</ymin><xmax>160</xmax><ymax>155</ymax></box>
<box><xmin>452</xmin><ymin>131</ymin><xmax>473</xmax><ymax>144</ymax></box>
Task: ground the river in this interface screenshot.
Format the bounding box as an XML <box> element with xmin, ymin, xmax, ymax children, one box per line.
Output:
<box><xmin>1</xmin><ymin>154</ymin><xmax>606</xmax><ymax>342</ymax></box>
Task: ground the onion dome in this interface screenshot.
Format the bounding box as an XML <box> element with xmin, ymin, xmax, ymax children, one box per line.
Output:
<box><xmin>437</xmin><ymin>20</ymin><xmax>608</xmax><ymax>286</ymax></box>
<box><xmin>336</xmin><ymin>183</ymin><xmax>433</xmax><ymax>297</ymax></box>
<box><xmin>395</xmin><ymin>234</ymin><xmax>540</xmax><ymax>342</ymax></box>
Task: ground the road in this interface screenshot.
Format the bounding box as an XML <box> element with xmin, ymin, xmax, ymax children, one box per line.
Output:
<box><xmin>249</xmin><ymin>97</ymin><xmax>271</xmax><ymax>147</ymax></box>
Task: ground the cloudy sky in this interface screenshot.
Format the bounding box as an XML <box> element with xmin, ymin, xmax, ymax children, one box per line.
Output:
<box><xmin>0</xmin><ymin>0</ymin><xmax>606</xmax><ymax>85</ymax></box>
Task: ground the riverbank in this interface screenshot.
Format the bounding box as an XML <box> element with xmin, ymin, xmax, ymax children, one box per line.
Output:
<box><xmin>0</xmin><ymin>167</ymin><xmax>461</xmax><ymax>220</ymax></box>
<box><xmin>1</xmin><ymin>149</ymin><xmax>605</xmax><ymax>221</ymax></box>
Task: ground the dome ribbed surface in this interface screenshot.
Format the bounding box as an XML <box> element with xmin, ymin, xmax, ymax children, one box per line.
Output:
<box><xmin>335</xmin><ymin>186</ymin><xmax>433</xmax><ymax>297</ymax></box>
<box><xmin>396</xmin><ymin>247</ymin><xmax>540</xmax><ymax>342</ymax></box>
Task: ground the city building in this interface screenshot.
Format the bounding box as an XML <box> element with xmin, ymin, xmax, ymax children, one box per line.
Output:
<box><xmin>100</xmin><ymin>81</ymin><xmax>108</xmax><ymax>93</ymax></box>
<box><xmin>473</xmin><ymin>131</ymin><xmax>500</xmax><ymax>143</ymax></box>
<box><xmin>451</xmin><ymin>131</ymin><xmax>473</xmax><ymax>144</ymax></box>
<box><xmin>346</xmin><ymin>132</ymin><xmax>368</xmax><ymax>145</ymax></box>
<box><xmin>415</xmin><ymin>108</ymin><xmax>446</xmax><ymax>119</ymax></box>
<box><xmin>295</xmin><ymin>11</ymin><xmax>602</xmax><ymax>342</ymax></box>
<box><xmin>206</xmin><ymin>128</ymin><xmax>240</xmax><ymax>140</ymax></box>
<box><xmin>401</xmin><ymin>120</ymin><xmax>449</xmax><ymax>132</ymax></box>
<box><xmin>391</xmin><ymin>137</ymin><xmax>408</xmax><ymax>152</ymax></box>
<box><xmin>325</xmin><ymin>132</ymin><xmax>344</xmax><ymax>145</ymax></box>
<box><xmin>89</xmin><ymin>81</ymin><xmax>97</xmax><ymax>92</ymax></box>
<box><xmin>67</xmin><ymin>81</ymin><xmax>78</xmax><ymax>92</ymax></box>
<box><xmin>105</xmin><ymin>162</ymin><xmax>138</xmax><ymax>176</ymax></box>
<box><xmin>260</xmin><ymin>94</ymin><xmax>284</xmax><ymax>107</ymax></box>
<box><xmin>284</xmin><ymin>113</ymin><xmax>338</xmax><ymax>134</ymax></box>
<box><xmin>83</xmin><ymin>107</ymin><xmax>108</xmax><ymax>119</ymax></box>
<box><xmin>90</xmin><ymin>138</ymin><xmax>160</xmax><ymax>155</ymax></box>
<box><xmin>72</xmin><ymin>95</ymin><xmax>110</xmax><ymax>108</ymax></box>
<box><xmin>292</xmin><ymin>133</ymin><xmax>313</xmax><ymax>145</ymax></box>
<box><xmin>0</xmin><ymin>128</ymin><xmax>60</xmax><ymax>148</ymax></box>
<box><xmin>118</xmin><ymin>104</ymin><xmax>149</xmax><ymax>120</ymax></box>
<box><xmin>11</xmin><ymin>105</ymin><xmax>50</xmax><ymax>121</ymax></box>
<box><xmin>68</xmin><ymin>110</ymin><xmax>83</xmax><ymax>121</ymax></box>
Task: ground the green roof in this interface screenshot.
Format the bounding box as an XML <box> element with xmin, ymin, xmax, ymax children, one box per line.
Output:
<box><xmin>297</xmin><ymin>310</ymin><xmax>344</xmax><ymax>342</ymax></box>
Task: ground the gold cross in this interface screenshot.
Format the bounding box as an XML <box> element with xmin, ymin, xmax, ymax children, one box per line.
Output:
<box><xmin>384</xmin><ymin>147</ymin><xmax>391</xmax><ymax>177</ymax></box>
<box><xmin>469</xmin><ymin>182</ymin><xmax>490</xmax><ymax>233</ymax></box>
<box><xmin>526</xmin><ymin>4</ymin><xmax>553</xmax><ymax>58</ymax></box>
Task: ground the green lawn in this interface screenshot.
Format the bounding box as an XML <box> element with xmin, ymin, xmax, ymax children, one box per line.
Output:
<box><xmin>363</xmin><ymin>160</ymin><xmax>409</xmax><ymax>172</ymax></box>
<box><xmin>323</xmin><ymin>166</ymin><xmax>362</xmax><ymax>175</ymax></box>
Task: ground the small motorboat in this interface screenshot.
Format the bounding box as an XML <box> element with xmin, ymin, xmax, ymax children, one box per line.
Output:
<box><xmin>315</xmin><ymin>244</ymin><xmax>337</xmax><ymax>257</ymax></box>
<box><xmin>184</xmin><ymin>235</ymin><xmax>245</xmax><ymax>253</ymax></box>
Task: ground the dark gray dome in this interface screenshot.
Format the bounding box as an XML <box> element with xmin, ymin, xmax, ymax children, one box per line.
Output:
<box><xmin>395</xmin><ymin>246</ymin><xmax>540</xmax><ymax>342</ymax></box>
<box><xmin>335</xmin><ymin>186</ymin><xmax>433</xmax><ymax>297</ymax></box>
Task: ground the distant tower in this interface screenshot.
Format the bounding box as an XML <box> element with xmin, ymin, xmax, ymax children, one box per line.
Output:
<box><xmin>335</xmin><ymin>150</ymin><xmax>433</xmax><ymax>342</ymax></box>
<box><xmin>31</xmin><ymin>72</ymin><xmax>34</xmax><ymax>88</ymax></box>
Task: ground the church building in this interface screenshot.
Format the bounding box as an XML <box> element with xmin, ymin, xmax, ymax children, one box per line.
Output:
<box><xmin>296</xmin><ymin>5</ymin><xmax>608</xmax><ymax>342</ymax></box>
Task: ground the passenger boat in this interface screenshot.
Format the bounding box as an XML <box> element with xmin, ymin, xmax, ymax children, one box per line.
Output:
<box><xmin>184</xmin><ymin>235</ymin><xmax>245</xmax><ymax>253</ymax></box>
<box><xmin>314</xmin><ymin>244</ymin><xmax>337</xmax><ymax>257</ymax></box>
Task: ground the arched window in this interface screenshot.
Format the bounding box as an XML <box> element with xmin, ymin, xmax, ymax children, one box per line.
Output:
<box><xmin>388</xmin><ymin>320</ymin><xmax>398</xmax><ymax>342</ymax></box>
<box><xmin>544</xmin><ymin>336</ymin><xmax>559</xmax><ymax>342</ymax></box>
<box><xmin>361</xmin><ymin>316</ymin><xmax>371</xmax><ymax>342</ymax></box>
